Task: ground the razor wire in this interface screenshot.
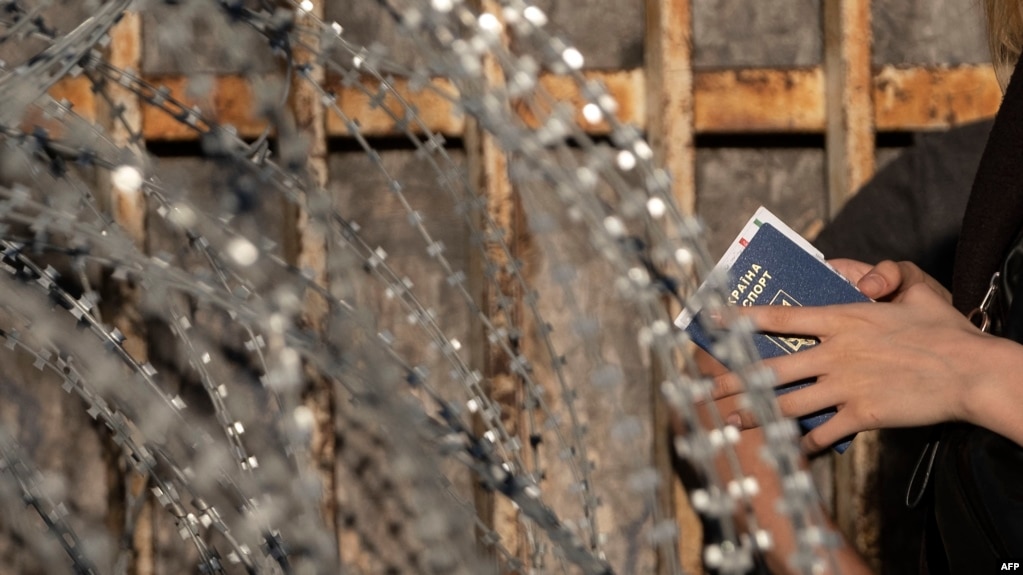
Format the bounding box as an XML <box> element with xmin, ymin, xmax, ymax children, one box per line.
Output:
<box><xmin>0</xmin><ymin>1</ymin><xmax>844</xmax><ymax>574</ymax></box>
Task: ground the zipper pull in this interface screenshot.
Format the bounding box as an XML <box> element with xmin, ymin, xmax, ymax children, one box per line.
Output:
<box><xmin>967</xmin><ymin>271</ymin><xmax>1001</xmax><ymax>333</ymax></box>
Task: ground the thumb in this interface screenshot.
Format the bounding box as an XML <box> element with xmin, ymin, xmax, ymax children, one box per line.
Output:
<box><xmin>857</xmin><ymin>271</ymin><xmax>888</xmax><ymax>299</ymax></box>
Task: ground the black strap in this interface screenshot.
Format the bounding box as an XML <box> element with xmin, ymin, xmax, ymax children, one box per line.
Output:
<box><xmin>953</xmin><ymin>56</ymin><xmax>1023</xmax><ymax>314</ymax></box>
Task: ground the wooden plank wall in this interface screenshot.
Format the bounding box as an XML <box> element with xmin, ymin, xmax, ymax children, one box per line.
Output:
<box><xmin>29</xmin><ymin>1</ymin><xmax>1000</xmax><ymax>574</ymax></box>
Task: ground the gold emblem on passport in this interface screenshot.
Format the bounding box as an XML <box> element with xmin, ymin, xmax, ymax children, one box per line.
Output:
<box><xmin>766</xmin><ymin>290</ymin><xmax>818</xmax><ymax>354</ymax></box>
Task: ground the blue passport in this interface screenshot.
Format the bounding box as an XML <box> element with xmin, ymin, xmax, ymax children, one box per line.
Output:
<box><xmin>681</xmin><ymin>222</ymin><xmax>870</xmax><ymax>453</ymax></box>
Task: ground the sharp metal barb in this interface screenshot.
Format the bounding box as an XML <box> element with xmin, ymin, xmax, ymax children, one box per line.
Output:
<box><xmin>0</xmin><ymin>1</ymin><xmax>842</xmax><ymax>573</ymax></box>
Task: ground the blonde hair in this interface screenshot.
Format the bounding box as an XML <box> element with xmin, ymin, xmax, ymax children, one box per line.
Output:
<box><xmin>986</xmin><ymin>0</ymin><xmax>1023</xmax><ymax>91</ymax></box>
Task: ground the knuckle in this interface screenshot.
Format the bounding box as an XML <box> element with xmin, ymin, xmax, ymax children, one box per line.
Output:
<box><xmin>765</xmin><ymin>304</ymin><xmax>799</xmax><ymax>329</ymax></box>
<box><xmin>711</xmin><ymin>374</ymin><xmax>733</xmax><ymax>398</ymax></box>
<box><xmin>846</xmin><ymin>403</ymin><xmax>880</xmax><ymax>429</ymax></box>
<box><xmin>775</xmin><ymin>394</ymin><xmax>794</xmax><ymax>416</ymax></box>
<box><xmin>903</xmin><ymin>282</ymin><xmax>932</xmax><ymax>299</ymax></box>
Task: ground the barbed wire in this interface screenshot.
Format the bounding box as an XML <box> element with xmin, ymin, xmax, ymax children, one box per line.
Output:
<box><xmin>0</xmin><ymin>1</ymin><xmax>845</xmax><ymax>574</ymax></box>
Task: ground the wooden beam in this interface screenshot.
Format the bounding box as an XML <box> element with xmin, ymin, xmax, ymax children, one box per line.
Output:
<box><xmin>140</xmin><ymin>75</ymin><xmax>268</xmax><ymax>140</ymax></box>
<box><xmin>48</xmin><ymin>76</ymin><xmax>97</xmax><ymax>123</ymax></box>
<box><xmin>323</xmin><ymin>66</ymin><xmax>1000</xmax><ymax>136</ymax></box>
<box><xmin>645</xmin><ymin>0</ymin><xmax>694</xmax><ymax>214</ymax></box>
<box><xmin>874</xmin><ymin>64</ymin><xmax>1002</xmax><ymax>131</ymax></box>
<box><xmin>47</xmin><ymin>66</ymin><xmax>999</xmax><ymax>142</ymax></box>
<box><xmin>106</xmin><ymin>13</ymin><xmax>147</xmax><ymax>247</ymax></box>
<box><xmin>645</xmin><ymin>0</ymin><xmax>701</xmax><ymax>574</ymax></box>
<box><xmin>284</xmin><ymin>1</ymin><xmax>338</xmax><ymax>570</ymax></box>
<box><xmin>696</xmin><ymin>65</ymin><xmax>998</xmax><ymax>134</ymax></box>
<box><xmin>824</xmin><ymin>1</ymin><xmax>881</xmax><ymax>571</ymax></box>
<box><xmin>695</xmin><ymin>68</ymin><xmax>825</xmax><ymax>133</ymax></box>
<box><xmin>465</xmin><ymin>1</ymin><xmax>528</xmax><ymax>571</ymax></box>
<box><xmin>328</xmin><ymin>76</ymin><xmax>465</xmax><ymax>137</ymax></box>
<box><xmin>825</xmin><ymin>0</ymin><xmax>875</xmax><ymax>214</ymax></box>
<box><xmin>99</xmin><ymin>11</ymin><xmax>156</xmax><ymax>575</ymax></box>
<box><xmin>512</xmin><ymin>69</ymin><xmax>646</xmax><ymax>133</ymax></box>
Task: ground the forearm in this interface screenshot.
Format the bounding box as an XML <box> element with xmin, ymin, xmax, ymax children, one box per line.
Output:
<box><xmin>762</xmin><ymin>519</ymin><xmax>873</xmax><ymax>575</ymax></box>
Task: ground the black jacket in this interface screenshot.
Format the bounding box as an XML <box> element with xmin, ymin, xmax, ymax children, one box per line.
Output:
<box><xmin>926</xmin><ymin>55</ymin><xmax>1023</xmax><ymax>574</ymax></box>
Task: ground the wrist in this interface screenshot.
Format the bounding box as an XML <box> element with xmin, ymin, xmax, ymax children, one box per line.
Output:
<box><xmin>958</xmin><ymin>336</ymin><xmax>1023</xmax><ymax>446</ymax></box>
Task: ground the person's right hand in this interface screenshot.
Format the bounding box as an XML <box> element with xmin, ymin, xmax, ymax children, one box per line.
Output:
<box><xmin>828</xmin><ymin>259</ymin><xmax>951</xmax><ymax>304</ymax></box>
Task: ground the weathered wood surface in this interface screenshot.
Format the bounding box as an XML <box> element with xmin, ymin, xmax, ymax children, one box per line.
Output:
<box><xmin>692</xmin><ymin>0</ymin><xmax>822</xmax><ymax>67</ymax></box>
<box><xmin>141</xmin><ymin>0</ymin><xmax>275</xmax><ymax>74</ymax></box>
<box><xmin>0</xmin><ymin>1</ymin><xmax>93</xmax><ymax>67</ymax></box>
<box><xmin>874</xmin><ymin>65</ymin><xmax>1001</xmax><ymax>130</ymax></box>
<box><xmin>328</xmin><ymin>76</ymin><xmax>466</xmax><ymax>137</ymax></box>
<box><xmin>694</xmin><ymin>68</ymin><xmax>827</xmax><ymax>133</ymax></box>
<box><xmin>825</xmin><ymin>0</ymin><xmax>876</xmax><ymax>216</ymax></box>
<box><xmin>696</xmin><ymin>149</ymin><xmax>828</xmax><ymax>258</ymax></box>
<box><xmin>140</xmin><ymin>75</ymin><xmax>268</xmax><ymax>140</ymax></box>
<box><xmin>0</xmin><ymin>347</ymin><xmax>111</xmax><ymax>575</ymax></box>
<box><xmin>145</xmin><ymin>156</ymin><xmax>293</xmax><ymax>575</ymax></box>
<box><xmin>825</xmin><ymin>2</ymin><xmax>882</xmax><ymax>570</ymax></box>
<box><xmin>327</xmin><ymin>0</ymin><xmax>430</xmax><ymax>71</ymax></box>
<box><xmin>516</xmin><ymin>175</ymin><xmax>658</xmax><ymax>574</ymax></box>
<box><xmin>100</xmin><ymin>12</ymin><xmax>162</xmax><ymax>575</ymax></box>
<box><xmin>645</xmin><ymin>0</ymin><xmax>701</xmax><ymax>572</ymax></box>
<box><xmin>515</xmin><ymin>0</ymin><xmax>646</xmax><ymax>69</ymax></box>
<box><xmin>329</xmin><ymin>148</ymin><xmax>479</xmax><ymax>569</ymax></box>
<box><xmin>464</xmin><ymin>1</ymin><xmax>530</xmax><ymax>567</ymax></box>
<box><xmin>872</xmin><ymin>0</ymin><xmax>989</xmax><ymax>64</ymax></box>
<box><xmin>513</xmin><ymin>70</ymin><xmax>647</xmax><ymax>134</ymax></box>
<box><xmin>327</xmin><ymin>150</ymin><xmax>473</xmax><ymax>390</ymax></box>
<box><xmin>330</xmin><ymin>0</ymin><xmax>645</xmax><ymax>70</ymax></box>
<box><xmin>46</xmin><ymin>66</ymin><xmax>999</xmax><ymax>141</ymax></box>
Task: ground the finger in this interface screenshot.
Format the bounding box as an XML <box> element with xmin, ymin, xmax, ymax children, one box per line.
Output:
<box><xmin>721</xmin><ymin>377</ymin><xmax>840</xmax><ymax>432</ymax></box>
<box><xmin>856</xmin><ymin>259</ymin><xmax>904</xmax><ymax>299</ymax></box>
<box><xmin>775</xmin><ymin>380</ymin><xmax>841</xmax><ymax>420</ymax></box>
<box><xmin>892</xmin><ymin>262</ymin><xmax>952</xmax><ymax>303</ymax></box>
<box><xmin>826</xmin><ymin>258</ymin><xmax>875</xmax><ymax>283</ymax></box>
<box><xmin>710</xmin><ymin>349</ymin><xmax>830</xmax><ymax>400</ymax></box>
<box><xmin>736</xmin><ymin>304</ymin><xmax>839</xmax><ymax>339</ymax></box>
<box><xmin>693</xmin><ymin>346</ymin><xmax>728</xmax><ymax>377</ymax></box>
<box><xmin>799</xmin><ymin>409</ymin><xmax>860</xmax><ymax>454</ymax></box>
<box><xmin>860</xmin><ymin>260</ymin><xmax>952</xmax><ymax>303</ymax></box>
<box><xmin>710</xmin><ymin>365</ymin><xmax>775</xmax><ymax>400</ymax></box>
<box><xmin>900</xmin><ymin>281</ymin><xmax>957</xmax><ymax>309</ymax></box>
<box><xmin>724</xmin><ymin>407</ymin><xmax>756</xmax><ymax>430</ymax></box>
<box><xmin>765</xmin><ymin>346</ymin><xmax>833</xmax><ymax>387</ymax></box>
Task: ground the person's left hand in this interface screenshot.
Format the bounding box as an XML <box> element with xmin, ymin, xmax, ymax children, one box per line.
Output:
<box><xmin>710</xmin><ymin>282</ymin><xmax>994</xmax><ymax>453</ymax></box>
<box><xmin>675</xmin><ymin>350</ymin><xmax>873</xmax><ymax>574</ymax></box>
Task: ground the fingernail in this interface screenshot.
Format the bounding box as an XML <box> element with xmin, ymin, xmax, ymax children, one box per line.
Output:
<box><xmin>799</xmin><ymin>437</ymin><xmax>814</xmax><ymax>454</ymax></box>
<box><xmin>859</xmin><ymin>273</ymin><xmax>885</xmax><ymax>296</ymax></box>
<box><xmin>726</xmin><ymin>412</ymin><xmax>742</xmax><ymax>428</ymax></box>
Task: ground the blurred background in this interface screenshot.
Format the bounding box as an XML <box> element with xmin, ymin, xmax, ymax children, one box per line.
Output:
<box><xmin>0</xmin><ymin>0</ymin><xmax>999</xmax><ymax>573</ymax></box>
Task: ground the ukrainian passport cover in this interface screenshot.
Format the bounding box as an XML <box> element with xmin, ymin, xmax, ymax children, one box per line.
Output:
<box><xmin>677</xmin><ymin>221</ymin><xmax>870</xmax><ymax>453</ymax></box>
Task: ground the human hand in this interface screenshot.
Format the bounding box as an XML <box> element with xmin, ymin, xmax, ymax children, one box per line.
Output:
<box><xmin>719</xmin><ymin>428</ymin><xmax>872</xmax><ymax>575</ymax></box>
<box><xmin>676</xmin><ymin>352</ymin><xmax>873</xmax><ymax>573</ymax></box>
<box><xmin>711</xmin><ymin>283</ymin><xmax>992</xmax><ymax>453</ymax></box>
<box><xmin>829</xmin><ymin>258</ymin><xmax>951</xmax><ymax>304</ymax></box>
